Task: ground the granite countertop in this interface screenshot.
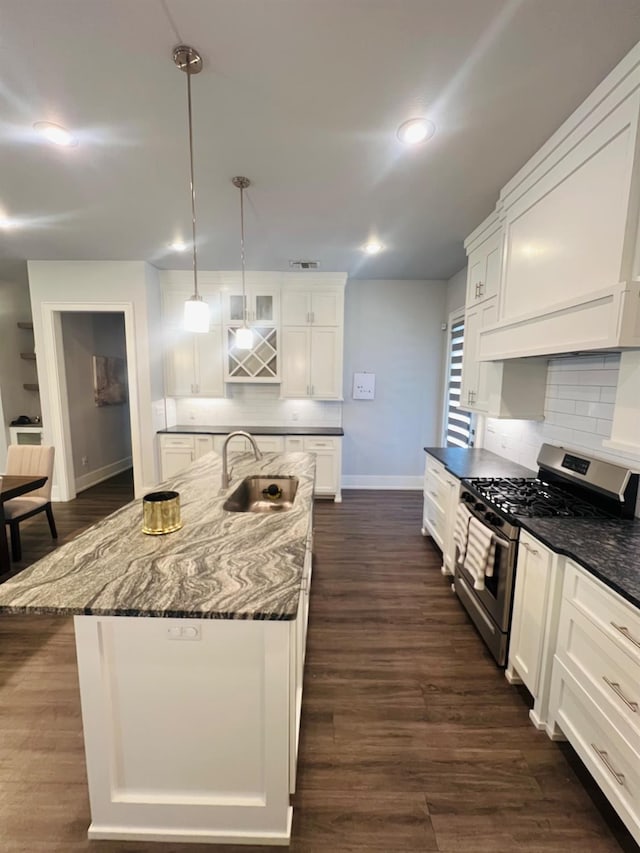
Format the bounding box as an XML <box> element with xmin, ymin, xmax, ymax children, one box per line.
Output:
<box><xmin>424</xmin><ymin>446</ymin><xmax>535</xmax><ymax>479</ymax></box>
<box><xmin>520</xmin><ymin>516</ymin><xmax>640</xmax><ymax>610</ymax></box>
<box><xmin>0</xmin><ymin>451</ymin><xmax>315</xmax><ymax>621</ymax></box>
<box><xmin>159</xmin><ymin>424</ymin><xmax>344</xmax><ymax>436</ymax></box>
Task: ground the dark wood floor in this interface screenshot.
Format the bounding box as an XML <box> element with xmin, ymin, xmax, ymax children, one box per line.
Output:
<box><xmin>0</xmin><ymin>482</ymin><xmax>637</xmax><ymax>852</ymax></box>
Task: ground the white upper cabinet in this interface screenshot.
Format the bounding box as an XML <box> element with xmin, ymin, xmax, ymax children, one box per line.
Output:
<box><xmin>282</xmin><ymin>290</ymin><xmax>343</xmax><ymax>326</ymax></box>
<box><xmin>460</xmin><ymin>212</ymin><xmax>547</xmax><ymax>418</ymax></box>
<box><xmin>478</xmin><ymin>44</ymin><xmax>640</xmax><ymax>360</ymax></box>
<box><xmin>280</xmin><ymin>327</ymin><xmax>342</xmax><ymax>400</ymax></box>
<box><xmin>222</xmin><ymin>285</ymin><xmax>279</xmax><ymax>326</ymax></box>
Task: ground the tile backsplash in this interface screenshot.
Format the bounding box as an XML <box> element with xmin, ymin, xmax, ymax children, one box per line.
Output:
<box><xmin>482</xmin><ymin>353</ymin><xmax>633</xmax><ymax>472</ymax></box>
<box><xmin>164</xmin><ymin>385</ymin><xmax>342</xmax><ymax>429</ymax></box>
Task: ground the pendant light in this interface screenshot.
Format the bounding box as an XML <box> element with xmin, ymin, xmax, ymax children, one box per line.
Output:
<box><xmin>232</xmin><ymin>176</ymin><xmax>254</xmax><ymax>350</ymax></box>
<box><xmin>174</xmin><ymin>45</ymin><xmax>209</xmax><ymax>334</ymax></box>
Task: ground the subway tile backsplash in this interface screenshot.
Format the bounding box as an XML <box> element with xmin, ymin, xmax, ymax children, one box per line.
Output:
<box><xmin>482</xmin><ymin>353</ymin><xmax>634</xmax><ymax>475</ymax></box>
<box><xmin>164</xmin><ymin>384</ymin><xmax>342</xmax><ymax>429</ymax></box>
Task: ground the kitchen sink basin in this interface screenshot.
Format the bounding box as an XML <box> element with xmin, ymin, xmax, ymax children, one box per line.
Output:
<box><xmin>223</xmin><ymin>476</ymin><xmax>299</xmax><ymax>513</ymax></box>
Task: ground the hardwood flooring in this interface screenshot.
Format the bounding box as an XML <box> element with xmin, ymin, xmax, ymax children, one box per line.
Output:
<box><xmin>0</xmin><ymin>484</ymin><xmax>637</xmax><ymax>851</ymax></box>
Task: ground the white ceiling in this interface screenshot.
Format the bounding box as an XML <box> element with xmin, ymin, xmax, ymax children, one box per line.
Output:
<box><xmin>2</xmin><ymin>0</ymin><xmax>640</xmax><ymax>281</ymax></box>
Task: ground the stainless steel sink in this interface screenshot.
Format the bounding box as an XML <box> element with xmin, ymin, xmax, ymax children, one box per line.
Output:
<box><xmin>223</xmin><ymin>476</ymin><xmax>299</xmax><ymax>513</ymax></box>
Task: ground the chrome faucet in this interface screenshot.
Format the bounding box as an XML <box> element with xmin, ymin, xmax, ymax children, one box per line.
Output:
<box><xmin>220</xmin><ymin>431</ymin><xmax>263</xmax><ymax>490</ymax></box>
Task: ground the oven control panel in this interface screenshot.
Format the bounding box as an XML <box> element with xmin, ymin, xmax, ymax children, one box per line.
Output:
<box><xmin>561</xmin><ymin>453</ymin><xmax>590</xmax><ymax>476</ymax></box>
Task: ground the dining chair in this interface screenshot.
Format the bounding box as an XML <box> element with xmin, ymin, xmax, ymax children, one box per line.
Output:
<box><xmin>3</xmin><ymin>445</ymin><xmax>57</xmax><ymax>561</ymax></box>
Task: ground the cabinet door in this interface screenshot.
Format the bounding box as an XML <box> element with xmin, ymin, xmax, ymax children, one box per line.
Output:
<box><xmin>282</xmin><ymin>291</ymin><xmax>310</xmax><ymax>325</ymax></box>
<box><xmin>483</xmin><ymin>233</ymin><xmax>501</xmax><ymax>301</ymax></box>
<box><xmin>466</xmin><ymin>251</ymin><xmax>486</xmax><ymax>305</ymax></box>
<box><xmin>165</xmin><ymin>332</ymin><xmax>196</xmax><ymax>396</ymax></box>
<box><xmin>310</xmin><ymin>292</ymin><xmax>341</xmax><ymax>326</ymax></box>
<box><xmin>304</xmin><ymin>438</ymin><xmax>339</xmax><ymax>495</ymax></box>
<box><xmin>195</xmin><ymin>327</ymin><xmax>223</xmax><ymax>396</ymax></box>
<box><xmin>251</xmin><ymin>287</ymin><xmax>279</xmax><ymax>325</ymax></box>
<box><xmin>193</xmin><ymin>435</ymin><xmax>214</xmax><ymax>459</ymax></box>
<box><xmin>281</xmin><ymin>328</ymin><xmax>310</xmax><ymax>398</ymax></box>
<box><xmin>509</xmin><ymin>535</ymin><xmax>552</xmax><ymax>696</ymax></box>
<box><xmin>310</xmin><ymin>328</ymin><xmax>342</xmax><ymax>399</ymax></box>
<box><xmin>161</xmin><ymin>446</ymin><xmax>195</xmax><ymax>479</ymax></box>
<box><xmin>460</xmin><ymin>309</ymin><xmax>480</xmax><ymax>410</ymax></box>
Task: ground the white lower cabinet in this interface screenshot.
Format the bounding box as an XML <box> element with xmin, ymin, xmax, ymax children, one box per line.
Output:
<box><xmin>160</xmin><ymin>432</ymin><xmax>342</xmax><ymax>499</ymax></box>
<box><xmin>506</xmin><ymin>532</ymin><xmax>564</xmax><ymax>729</ymax></box>
<box><xmin>548</xmin><ymin>560</ymin><xmax>640</xmax><ymax>847</ymax></box>
<box><xmin>421</xmin><ymin>455</ymin><xmax>459</xmax><ymax>574</ymax></box>
<box><xmin>293</xmin><ymin>437</ymin><xmax>342</xmax><ymax>501</ymax></box>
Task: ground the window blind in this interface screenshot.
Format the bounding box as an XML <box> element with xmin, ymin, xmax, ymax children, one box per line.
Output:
<box><xmin>445</xmin><ymin>319</ymin><xmax>472</xmax><ymax>448</ymax></box>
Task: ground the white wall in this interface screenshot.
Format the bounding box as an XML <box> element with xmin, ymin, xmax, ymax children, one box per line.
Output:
<box><xmin>0</xmin><ymin>263</ymin><xmax>40</xmax><ymax>467</ymax></box>
<box><xmin>27</xmin><ymin>261</ymin><xmax>162</xmax><ymax>498</ymax></box>
<box><xmin>61</xmin><ymin>312</ymin><xmax>132</xmax><ymax>490</ymax></box>
<box><xmin>341</xmin><ymin>278</ymin><xmax>447</xmax><ymax>488</ymax></box>
<box><xmin>481</xmin><ymin>352</ymin><xmax>639</xmax><ymax>515</ymax></box>
<box><xmin>446</xmin><ymin>266</ymin><xmax>467</xmax><ymax>317</ymax></box>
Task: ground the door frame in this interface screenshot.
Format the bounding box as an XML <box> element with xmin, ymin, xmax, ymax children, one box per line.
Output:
<box><xmin>41</xmin><ymin>301</ymin><xmax>142</xmax><ymax>501</ymax></box>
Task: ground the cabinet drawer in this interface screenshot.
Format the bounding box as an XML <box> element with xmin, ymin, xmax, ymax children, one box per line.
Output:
<box><xmin>303</xmin><ymin>437</ymin><xmax>339</xmax><ymax>451</ymax></box>
<box><xmin>558</xmin><ymin>600</ymin><xmax>640</xmax><ymax>750</ymax></box>
<box><xmin>564</xmin><ymin>561</ymin><xmax>640</xmax><ymax>669</ymax></box>
<box><xmin>160</xmin><ymin>436</ymin><xmax>194</xmax><ymax>449</ymax></box>
<box><xmin>551</xmin><ymin>661</ymin><xmax>640</xmax><ymax>843</ymax></box>
<box><xmin>425</xmin><ymin>455</ymin><xmax>446</xmax><ymax>480</ymax></box>
<box><xmin>285</xmin><ymin>437</ymin><xmax>304</xmax><ymax>452</ymax></box>
<box><xmin>423</xmin><ymin>494</ymin><xmax>445</xmax><ymax>547</ymax></box>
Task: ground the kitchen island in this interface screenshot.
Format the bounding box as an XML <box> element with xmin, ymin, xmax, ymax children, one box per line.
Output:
<box><xmin>0</xmin><ymin>450</ymin><xmax>315</xmax><ymax>846</ymax></box>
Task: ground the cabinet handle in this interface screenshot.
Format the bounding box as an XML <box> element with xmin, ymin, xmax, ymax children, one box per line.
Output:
<box><xmin>311</xmin><ymin>385</ymin><xmax>314</xmax><ymax>395</ymax></box>
<box><xmin>478</xmin><ymin>281</ymin><xmax>484</xmax><ymax>296</ymax></box>
<box><xmin>306</xmin><ymin>312</ymin><xmax>310</xmax><ymax>324</ymax></box>
<box><xmin>611</xmin><ymin>622</ymin><xmax>640</xmax><ymax>649</ymax></box>
<box><xmin>602</xmin><ymin>676</ymin><xmax>638</xmax><ymax>713</ymax></box>
<box><xmin>591</xmin><ymin>744</ymin><xmax>625</xmax><ymax>786</ymax></box>
<box><xmin>521</xmin><ymin>542</ymin><xmax>539</xmax><ymax>556</ymax></box>
<box><xmin>310</xmin><ymin>311</ymin><xmax>315</xmax><ymax>324</ymax></box>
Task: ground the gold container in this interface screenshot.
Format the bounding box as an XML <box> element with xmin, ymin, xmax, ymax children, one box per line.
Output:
<box><xmin>142</xmin><ymin>490</ymin><xmax>182</xmax><ymax>535</ymax></box>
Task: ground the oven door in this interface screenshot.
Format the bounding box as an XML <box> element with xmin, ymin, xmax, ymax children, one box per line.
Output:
<box><xmin>455</xmin><ymin>523</ymin><xmax>517</xmax><ymax>632</ymax></box>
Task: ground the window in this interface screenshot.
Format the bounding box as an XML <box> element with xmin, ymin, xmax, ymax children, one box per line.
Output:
<box><xmin>444</xmin><ymin>316</ymin><xmax>473</xmax><ymax>447</ymax></box>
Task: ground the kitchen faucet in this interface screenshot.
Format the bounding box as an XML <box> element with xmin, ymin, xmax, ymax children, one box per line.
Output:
<box><xmin>220</xmin><ymin>431</ymin><xmax>262</xmax><ymax>490</ymax></box>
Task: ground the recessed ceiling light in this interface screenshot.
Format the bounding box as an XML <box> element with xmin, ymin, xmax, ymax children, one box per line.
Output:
<box><xmin>363</xmin><ymin>240</ymin><xmax>384</xmax><ymax>255</ymax></box>
<box><xmin>33</xmin><ymin>121</ymin><xmax>77</xmax><ymax>147</ymax></box>
<box><xmin>397</xmin><ymin>118</ymin><xmax>436</xmax><ymax>145</ymax></box>
<box><xmin>170</xmin><ymin>240</ymin><xmax>188</xmax><ymax>252</ymax></box>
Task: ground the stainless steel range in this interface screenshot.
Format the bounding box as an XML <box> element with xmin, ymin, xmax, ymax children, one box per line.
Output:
<box><xmin>454</xmin><ymin>444</ymin><xmax>639</xmax><ymax>666</ymax></box>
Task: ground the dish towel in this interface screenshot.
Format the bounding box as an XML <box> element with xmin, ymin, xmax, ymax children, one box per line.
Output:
<box><xmin>464</xmin><ymin>517</ymin><xmax>496</xmax><ymax>590</ymax></box>
<box><xmin>453</xmin><ymin>502</ymin><xmax>472</xmax><ymax>564</ymax></box>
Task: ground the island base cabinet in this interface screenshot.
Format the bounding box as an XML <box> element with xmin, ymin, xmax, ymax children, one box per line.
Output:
<box><xmin>74</xmin><ymin>615</ymin><xmax>298</xmax><ymax>845</ymax></box>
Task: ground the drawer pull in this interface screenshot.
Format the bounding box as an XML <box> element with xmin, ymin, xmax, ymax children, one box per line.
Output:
<box><xmin>429</xmin><ymin>490</ymin><xmax>438</xmax><ymax>498</ymax></box>
<box><xmin>591</xmin><ymin>744</ymin><xmax>625</xmax><ymax>786</ymax></box>
<box><xmin>522</xmin><ymin>542</ymin><xmax>539</xmax><ymax>556</ymax></box>
<box><xmin>603</xmin><ymin>676</ymin><xmax>639</xmax><ymax>713</ymax></box>
<box><xmin>611</xmin><ymin>622</ymin><xmax>640</xmax><ymax>649</ymax></box>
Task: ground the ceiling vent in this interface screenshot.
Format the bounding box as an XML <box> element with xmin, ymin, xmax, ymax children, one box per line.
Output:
<box><xmin>289</xmin><ymin>260</ymin><xmax>320</xmax><ymax>270</ymax></box>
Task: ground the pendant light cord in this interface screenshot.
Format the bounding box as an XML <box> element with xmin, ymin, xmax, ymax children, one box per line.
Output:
<box><xmin>239</xmin><ymin>184</ymin><xmax>247</xmax><ymax>324</ymax></box>
<box><xmin>185</xmin><ymin>59</ymin><xmax>199</xmax><ymax>300</ymax></box>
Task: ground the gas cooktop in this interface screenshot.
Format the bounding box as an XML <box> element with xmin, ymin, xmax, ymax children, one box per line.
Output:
<box><xmin>466</xmin><ymin>476</ymin><xmax>612</xmax><ymax>520</ymax></box>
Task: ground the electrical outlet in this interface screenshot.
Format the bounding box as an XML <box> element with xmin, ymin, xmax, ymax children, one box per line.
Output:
<box><xmin>291</xmin><ymin>410</ymin><xmax>299</xmax><ymax>421</ymax></box>
<box><xmin>81</xmin><ymin>456</ymin><xmax>89</xmax><ymax>467</ymax></box>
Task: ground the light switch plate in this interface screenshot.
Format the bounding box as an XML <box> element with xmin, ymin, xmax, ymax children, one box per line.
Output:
<box><xmin>353</xmin><ymin>372</ymin><xmax>375</xmax><ymax>400</ymax></box>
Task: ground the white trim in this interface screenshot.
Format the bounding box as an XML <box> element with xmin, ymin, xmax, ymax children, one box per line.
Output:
<box><xmin>341</xmin><ymin>475</ymin><xmax>422</xmax><ymax>490</ymax></box>
<box><xmin>40</xmin><ymin>302</ymin><xmax>142</xmax><ymax>501</ymax></box>
<box><xmin>75</xmin><ymin>456</ymin><xmax>133</xmax><ymax>493</ymax></box>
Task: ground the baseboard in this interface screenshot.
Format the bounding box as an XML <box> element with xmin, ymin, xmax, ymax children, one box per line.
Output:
<box><xmin>75</xmin><ymin>457</ymin><xmax>133</xmax><ymax>493</ymax></box>
<box><xmin>341</xmin><ymin>475</ymin><xmax>422</xmax><ymax>490</ymax></box>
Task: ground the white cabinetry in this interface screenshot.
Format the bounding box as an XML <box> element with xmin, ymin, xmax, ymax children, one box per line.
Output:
<box><xmin>222</xmin><ymin>286</ymin><xmax>279</xmax><ymax>326</ymax></box>
<box><xmin>158</xmin><ymin>434</ymin><xmax>213</xmax><ymax>480</ymax></box>
<box><xmin>161</xmin><ymin>279</ymin><xmax>224</xmax><ymax>398</ymax></box>
<box><xmin>282</xmin><ymin>289</ymin><xmax>342</xmax><ymax>327</ymax></box>
<box><xmin>506</xmin><ymin>531</ymin><xmax>564</xmax><ymax>730</ymax></box>
<box><xmin>280</xmin><ymin>281</ymin><xmax>345</xmax><ymax>401</ymax></box>
<box><xmin>212</xmin><ymin>434</ymin><xmax>285</xmax><ymax>455</ymax></box>
<box><xmin>549</xmin><ymin>561</ymin><xmax>640</xmax><ymax>847</ymax></box>
<box><xmin>281</xmin><ymin>327</ymin><xmax>342</xmax><ymax>400</ymax></box>
<box><xmin>421</xmin><ymin>455</ymin><xmax>459</xmax><ymax>575</ymax></box>
<box><xmin>461</xmin><ymin>212</ymin><xmax>547</xmax><ymax>418</ymax></box>
<box><xmin>284</xmin><ymin>436</ymin><xmax>342</xmax><ymax>501</ymax></box>
<box><xmin>479</xmin><ymin>46</ymin><xmax>640</xmax><ymax>360</ymax></box>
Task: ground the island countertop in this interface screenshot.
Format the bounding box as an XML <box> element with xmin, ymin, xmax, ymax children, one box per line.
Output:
<box><xmin>0</xmin><ymin>451</ymin><xmax>315</xmax><ymax>621</ymax></box>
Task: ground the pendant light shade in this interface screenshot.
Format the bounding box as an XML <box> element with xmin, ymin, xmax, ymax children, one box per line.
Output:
<box><xmin>174</xmin><ymin>45</ymin><xmax>210</xmax><ymax>333</ymax></box>
<box><xmin>232</xmin><ymin>176</ymin><xmax>253</xmax><ymax>350</ymax></box>
<box><xmin>184</xmin><ymin>296</ymin><xmax>210</xmax><ymax>333</ymax></box>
